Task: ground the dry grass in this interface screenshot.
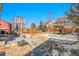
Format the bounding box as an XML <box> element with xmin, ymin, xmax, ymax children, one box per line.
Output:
<box><xmin>0</xmin><ymin>33</ymin><xmax>48</xmax><ymax>56</ymax></box>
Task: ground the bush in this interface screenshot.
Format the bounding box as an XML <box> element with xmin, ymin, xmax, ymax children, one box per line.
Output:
<box><xmin>39</xmin><ymin>25</ymin><xmax>47</xmax><ymax>32</ymax></box>
<box><xmin>18</xmin><ymin>40</ymin><xmax>29</xmax><ymax>46</ymax></box>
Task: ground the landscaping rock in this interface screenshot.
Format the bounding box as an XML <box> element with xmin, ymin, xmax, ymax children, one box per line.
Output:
<box><xmin>18</xmin><ymin>40</ymin><xmax>29</xmax><ymax>46</ymax></box>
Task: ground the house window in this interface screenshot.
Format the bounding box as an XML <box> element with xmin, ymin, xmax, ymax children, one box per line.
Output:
<box><xmin>0</xmin><ymin>30</ymin><xmax>5</xmax><ymax>34</ymax></box>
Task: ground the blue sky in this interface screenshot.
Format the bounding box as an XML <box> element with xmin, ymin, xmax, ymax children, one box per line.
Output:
<box><xmin>1</xmin><ymin>3</ymin><xmax>72</xmax><ymax>28</ymax></box>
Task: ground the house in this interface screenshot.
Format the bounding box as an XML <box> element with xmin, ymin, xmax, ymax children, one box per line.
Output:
<box><xmin>47</xmin><ymin>20</ymin><xmax>57</xmax><ymax>28</ymax></box>
<box><xmin>0</xmin><ymin>19</ymin><xmax>12</xmax><ymax>34</ymax></box>
<box><xmin>58</xmin><ymin>16</ymin><xmax>73</xmax><ymax>28</ymax></box>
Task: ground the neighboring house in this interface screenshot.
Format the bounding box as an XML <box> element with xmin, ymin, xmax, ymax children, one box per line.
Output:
<box><xmin>46</xmin><ymin>16</ymin><xmax>75</xmax><ymax>33</ymax></box>
<box><xmin>47</xmin><ymin>20</ymin><xmax>61</xmax><ymax>29</ymax></box>
<box><xmin>0</xmin><ymin>19</ymin><xmax>12</xmax><ymax>34</ymax></box>
<box><xmin>58</xmin><ymin>16</ymin><xmax>74</xmax><ymax>29</ymax></box>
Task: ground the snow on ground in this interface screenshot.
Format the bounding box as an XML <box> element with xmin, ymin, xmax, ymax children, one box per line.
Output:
<box><xmin>5</xmin><ymin>33</ymin><xmax>79</xmax><ymax>56</ymax></box>
<box><xmin>27</xmin><ymin>33</ymin><xmax>79</xmax><ymax>56</ymax></box>
<box><xmin>47</xmin><ymin>33</ymin><xmax>78</xmax><ymax>41</ymax></box>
